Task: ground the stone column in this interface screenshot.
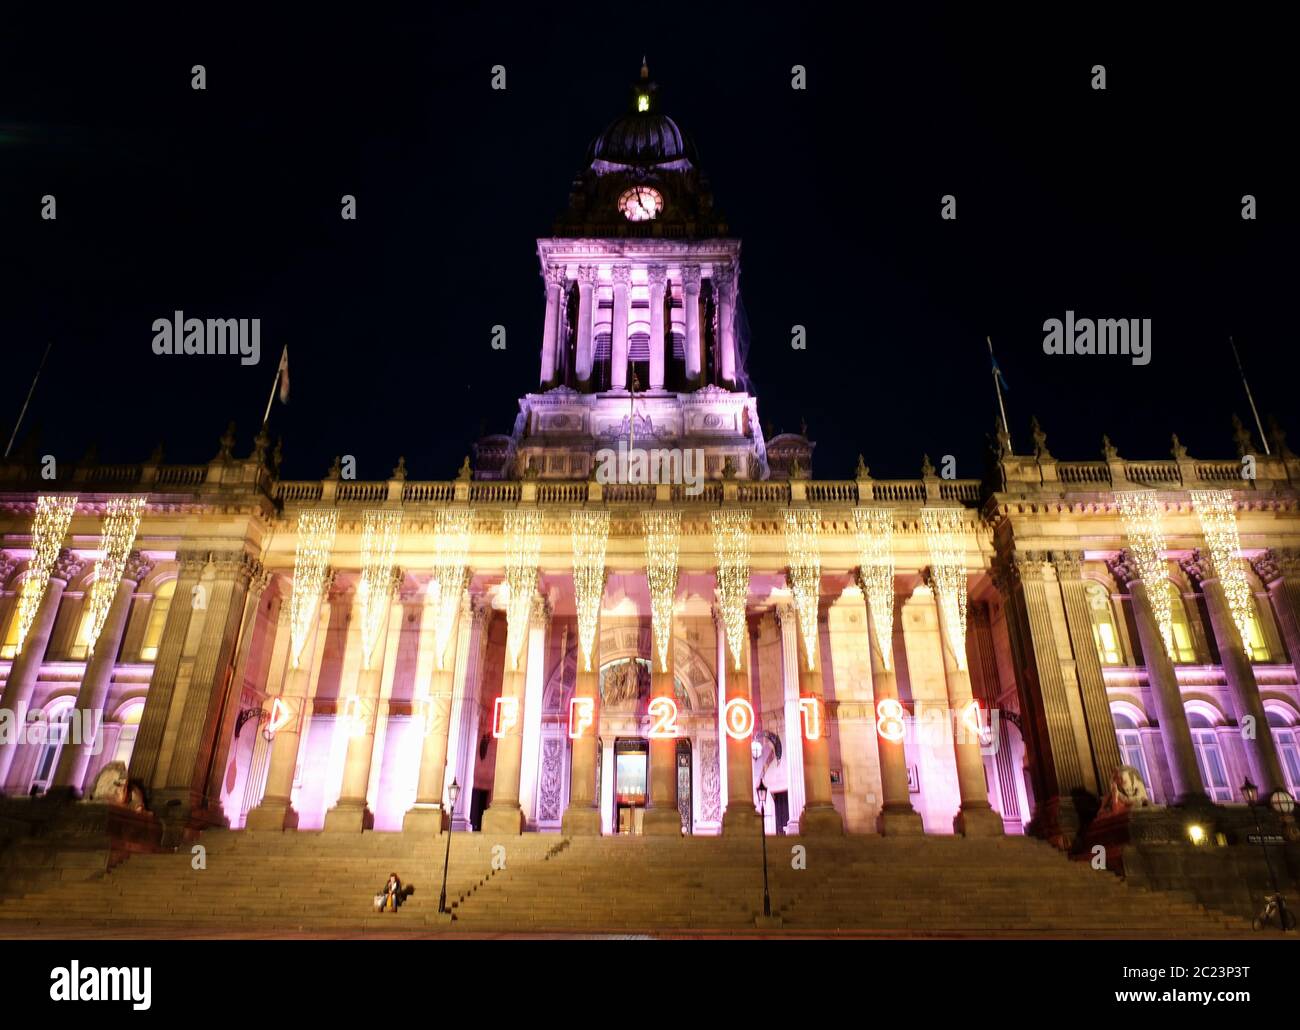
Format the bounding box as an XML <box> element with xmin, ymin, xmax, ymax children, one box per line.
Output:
<box><xmin>539</xmin><ymin>266</ymin><xmax>565</xmax><ymax>388</ymax></box>
<box><xmin>481</xmin><ymin>594</ymin><xmax>534</xmax><ymax>835</ymax></box>
<box><xmin>326</xmin><ymin>569</ymin><xmax>402</xmax><ymax>832</ymax></box>
<box><xmin>774</xmin><ymin>605</ymin><xmax>806</xmax><ymax>832</ymax></box>
<box><xmin>404</xmin><ymin>582</ymin><xmax>468</xmax><ymax>835</ymax></box>
<box><xmin>575</xmin><ymin>265</ymin><xmax>596</xmax><ymax>389</ymax></box>
<box><xmin>0</xmin><ymin>549</ymin><xmax>83</xmax><ymax>792</ymax></box>
<box><xmin>931</xmin><ymin>580</ymin><xmax>1004</xmax><ymax>836</ymax></box>
<box><xmin>245</xmin><ymin>574</ymin><xmax>333</xmax><ymax>831</ymax></box>
<box><xmin>863</xmin><ymin>589</ymin><xmax>923</xmax><ymax>834</ymax></box>
<box><xmin>446</xmin><ymin>597</ymin><xmax>490</xmax><ymax>830</ymax></box>
<box><xmin>643</xmin><ymin>622</ymin><xmax>680</xmax><ymax>834</ymax></box>
<box><xmin>610</xmin><ymin>264</ymin><xmax>631</xmax><ymax>391</ymax></box>
<box><xmin>53</xmin><ymin>552</ymin><xmax>153</xmax><ymax>794</ymax></box>
<box><xmin>518</xmin><ymin>596</ymin><xmax>551</xmax><ymax>825</ymax></box>
<box><xmin>720</xmin><ymin>610</ymin><xmax>760</xmax><ymax>836</ymax></box>
<box><xmin>647</xmin><ymin>265</ymin><xmax>668</xmax><ymax>391</ymax></box>
<box><xmin>715</xmin><ymin>265</ymin><xmax>737</xmax><ymax>388</ymax></box>
<box><xmin>1254</xmin><ymin>550</ymin><xmax>1300</xmax><ymax>666</ymax></box>
<box><xmin>682</xmin><ymin>265</ymin><xmax>702</xmax><ymax>386</ymax></box>
<box><xmin>794</xmin><ymin>605</ymin><xmax>842</xmax><ymax>834</ymax></box>
<box><xmin>1052</xmin><ymin>551</ymin><xmax>1124</xmax><ymax>791</ymax></box>
<box><xmin>128</xmin><ymin>551</ymin><xmax>206</xmax><ymax>793</ymax></box>
<box><xmin>155</xmin><ymin>551</ymin><xmax>258</xmax><ymax>837</ymax></box>
<box><xmin>1196</xmin><ymin>566</ymin><xmax>1287</xmax><ymax>795</ymax></box>
<box><xmin>563</xmin><ymin>610</ymin><xmax>603</xmax><ymax>835</ymax></box>
<box><xmin>1110</xmin><ymin>556</ymin><xmax>1208</xmax><ymax>805</ymax></box>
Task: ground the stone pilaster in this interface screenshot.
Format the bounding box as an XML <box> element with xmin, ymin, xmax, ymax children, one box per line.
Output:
<box><xmin>643</xmin><ymin>622</ymin><xmax>680</xmax><ymax>835</ymax></box>
<box><xmin>682</xmin><ymin>265</ymin><xmax>702</xmax><ymax>386</ymax></box>
<box><xmin>773</xmin><ymin>604</ymin><xmax>807</xmax><ymax>833</ymax></box>
<box><xmin>575</xmin><ymin>265</ymin><xmax>597</xmax><ymax>389</ymax></box>
<box><xmin>793</xmin><ymin>603</ymin><xmax>842</xmax><ymax>835</ymax></box>
<box><xmin>610</xmin><ymin>264</ymin><xmax>631</xmax><ymax>391</ymax></box>
<box><xmin>720</xmin><ymin>608</ymin><xmax>760</xmax><ymax>837</ymax></box>
<box><xmin>446</xmin><ymin>597</ymin><xmax>490</xmax><ymax>830</ymax></box>
<box><xmin>1052</xmin><ymin>551</ymin><xmax>1125</xmax><ymax>793</ymax></box>
<box><xmin>539</xmin><ymin>266</ymin><xmax>565</xmax><ymax>387</ymax></box>
<box><xmin>481</xmin><ymin>591</ymin><xmax>537</xmax><ymax>836</ymax></box>
<box><xmin>714</xmin><ymin>265</ymin><xmax>737</xmax><ymax>388</ymax></box>
<box><xmin>647</xmin><ymin>264</ymin><xmax>668</xmax><ymax>391</ymax></box>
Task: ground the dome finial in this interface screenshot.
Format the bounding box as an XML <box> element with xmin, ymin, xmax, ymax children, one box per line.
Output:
<box><xmin>640</xmin><ymin>56</ymin><xmax>649</xmax><ymax>80</ymax></box>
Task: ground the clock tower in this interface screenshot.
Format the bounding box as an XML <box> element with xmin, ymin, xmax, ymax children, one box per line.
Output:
<box><xmin>474</xmin><ymin>61</ymin><xmax>777</xmax><ymax>483</ymax></box>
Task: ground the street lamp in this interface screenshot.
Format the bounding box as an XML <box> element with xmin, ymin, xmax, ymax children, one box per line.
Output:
<box><xmin>438</xmin><ymin>779</ymin><xmax>460</xmax><ymax>916</ymax></box>
<box><xmin>1242</xmin><ymin>778</ymin><xmax>1295</xmax><ymax>931</ymax></box>
<box><xmin>751</xmin><ymin>737</ymin><xmax>771</xmax><ymax>919</ymax></box>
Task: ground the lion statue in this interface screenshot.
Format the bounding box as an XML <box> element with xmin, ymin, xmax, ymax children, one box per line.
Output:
<box><xmin>1097</xmin><ymin>764</ymin><xmax>1151</xmax><ymax>817</ymax></box>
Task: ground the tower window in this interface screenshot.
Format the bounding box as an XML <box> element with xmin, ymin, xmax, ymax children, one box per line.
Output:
<box><xmin>637</xmin><ymin>94</ymin><xmax>650</xmax><ymax>112</ymax></box>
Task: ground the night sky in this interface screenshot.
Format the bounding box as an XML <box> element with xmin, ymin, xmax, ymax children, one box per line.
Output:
<box><xmin>2</xmin><ymin>6</ymin><xmax>1294</xmax><ymax>483</ymax></box>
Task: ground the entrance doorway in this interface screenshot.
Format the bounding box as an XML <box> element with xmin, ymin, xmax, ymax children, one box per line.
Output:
<box><xmin>614</xmin><ymin>738</ymin><xmax>647</xmax><ymax>835</ymax></box>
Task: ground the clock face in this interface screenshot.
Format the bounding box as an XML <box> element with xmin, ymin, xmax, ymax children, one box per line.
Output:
<box><xmin>618</xmin><ymin>186</ymin><xmax>662</xmax><ymax>222</ymax></box>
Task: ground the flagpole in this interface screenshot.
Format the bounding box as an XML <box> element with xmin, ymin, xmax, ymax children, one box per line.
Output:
<box><xmin>5</xmin><ymin>340</ymin><xmax>53</xmax><ymax>459</ymax></box>
<box><xmin>1230</xmin><ymin>337</ymin><xmax>1270</xmax><ymax>455</ymax></box>
<box><xmin>987</xmin><ymin>336</ymin><xmax>1012</xmax><ymax>448</ymax></box>
<box><xmin>263</xmin><ymin>345</ymin><xmax>286</xmax><ymax>428</ymax></box>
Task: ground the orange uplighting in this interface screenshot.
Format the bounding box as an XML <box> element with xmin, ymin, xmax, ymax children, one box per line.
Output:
<box><xmin>798</xmin><ymin>697</ymin><xmax>823</xmax><ymax>741</ymax></box>
<box><xmin>493</xmin><ymin>696</ymin><xmax>519</xmax><ymax>738</ymax></box>
<box><xmin>724</xmin><ymin>698</ymin><xmax>755</xmax><ymax>740</ymax></box>
<box><xmin>648</xmin><ymin>696</ymin><xmax>679</xmax><ymax>738</ymax></box>
<box><xmin>876</xmin><ymin>698</ymin><xmax>906</xmax><ymax>743</ymax></box>
<box><xmin>568</xmin><ymin>697</ymin><xmax>594</xmax><ymax>740</ymax></box>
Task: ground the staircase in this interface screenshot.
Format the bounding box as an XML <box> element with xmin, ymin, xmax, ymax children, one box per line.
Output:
<box><xmin>0</xmin><ymin>831</ymin><xmax>1255</xmax><ymax>936</ymax></box>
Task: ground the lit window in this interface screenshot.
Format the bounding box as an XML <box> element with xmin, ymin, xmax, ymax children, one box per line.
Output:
<box><xmin>1168</xmin><ymin>587</ymin><xmax>1198</xmax><ymax>663</ymax></box>
<box><xmin>0</xmin><ymin>602</ymin><xmax>20</xmax><ymax>659</ymax></box>
<box><xmin>139</xmin><ymin>580</ymin><xmax>175</xmax><ymax>662</ymax></box>
<box><xmin>1186</xmin><ymin>709</ymin><xmax>1232</xmax><ymax>802</ymax></box>
<box><xmin>1111</xmin><ymin>709</ymin><xmax>1151</xmax><ymax>790</ymax></box>
<box><xmin>71</xmin><ymin>601</ymin><xmax>97</xmax><ymax>660</ymax></box>
<box><xmin>1241</xmin><ymin>603</ymin><xmax>1270</xmax><ymax>663</ymax></box>
<box><xmin>1266</xmin><ymin>709</ymin><xmax>1300</xmax><ymax>796</ymax></box>
<box><xmin>637</xmin><ymin>94</ymin><xmax>650</xmax><ymax>112</ymax></box>
<box><xmin>29</xmin><ymin>704</ymin><xmax>73</xmax><ymax>795</ymax></box>
<box><xmin>1086</xmin><ymin>582</ymin><xmax>1123</xmax><ymax>664</ymax></box>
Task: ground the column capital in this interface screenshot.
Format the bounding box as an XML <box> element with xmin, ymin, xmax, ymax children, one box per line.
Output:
<box><xmin>176</xmin><ymin>549</ymin><xmax>210</xmax><ymax>576</ymax></box>
<box><xmin>577</xmin><ymin>264</ymin><xmax>598</xmax><ymax>286</ymax></box>
<box><xmin>1251</xmin><ymin>548</ymin><xmax>1291</xmax><ymax>584</ymax></box>
<box><xmin>545</xmin><ymin>266</ymin><xmax>566</xmax><ymax>289</ymax></box>
<box><xmin>773</xmin><ymin>602</ymin><xmax>797</xmax><ymax>631</ymax></box>
<box><xmin>1178</xmin><ymin>550</ymin><xmax>1213</xmax><ymax>587</ymax></box>
<box><xmin>1049</xmin><ymin>549</ymin><xmax>1085</xmax><ymax>580</ymax></box>
<box><xmin>0</xmin><ymin>551</ymin><xmax>18</xmax><ymax>584</ymax></box>
<box><xmin>611</xmin><ymin>264</ymin><xmax>632</xmax><ymax>287</ymax></box>
<box><xmin>713</xmin><ymin>264</ymin><xmax>735</xmax><ymax>289</ymax></box>
<box><xmin>530</xmin><ymin>593</ymin><xmax>552</xmax><ymax>629</ymax></box>
<box><xmin>123</xmin><ymin>551</ymin><xmax>155</xmax><ymax>586</ymax></box>
<box><xmin>209</xmin><ymin>549</ymin><xmax>262</xmax><ymax>587</ymax></box>
<box><xmin>1105</xmin><ymin>550</ymin><xmax>1141</xmax><ymax>589</ymax></box>
<box><xmin>51</xmin><ymin>548</ymin><xmax>85</xmax><ymax>585</ymax></box>
<box><xmin>647</xmin><ymin>264</ymin><xmax>668</xmax><ymax>287</ymax></box>
<box><xmin>681</xmin><ymin>264</ymin><xmax>702</xmax><ymax>291</ymax></box>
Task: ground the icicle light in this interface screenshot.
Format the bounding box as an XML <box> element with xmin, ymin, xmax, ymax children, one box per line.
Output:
<box><xmin>290</xmin><ymin>509</ymin><xmax>338</xmax><ymax>669</ymax></box>
<box><xmin>853</xmin><ymin>507</ymin><xmax>896</xmax><ymax>671</ymax></box>
<box><xmin>14</xmin><ymin>494</ymin><xmax>78</xmax><ymax>655</ymax></box>
<box><xmin>428</xmin><ymin>508</ymin><xmax>474</xmax><ymax>670</ymax></box>
<box><xmin>711</xmin><ymin>509</ymin><xmax>751</xmax><ymax>672</ymax></box>
<box><xmin>357</xmin><ymin>510</ymin><xmax>402</xmax><ymax>670</ymax></box>
<box><xmin>1191</xmin><ymin>490</ymin><xmax>1254</xmax><ymax>652</ymax></box>
<box><xmin>923</xmin><ymin>507</ymin><xmax>969</xmax><ymax>671</ymax></box>
<box><xmin>85</xmin><ymin>496</ymin><xmax>146</xmax><ymax>655</ymax></box>
<box><xmin>782</xmin><ymin>508</ymin><xmax>822</xmax><ymax>671</ymax></box>
<box><xmin>504</xmin><ymin>509</ymin><xmax>542</xmax><ymax>672</ymax></box>
<box><xmin>1116</xmin><ymin>491</ymin><xmax>1173</xmax><ymax>658</ymax></box>
<box><xmin>643</xmin><ymin>509</ymin><xmax>681</xmax><ymax>673</ymax></box>
<box><xmin>571</xmin><ymin>510</ymin><xmax>610</xmax><ymax>674</ymax></box>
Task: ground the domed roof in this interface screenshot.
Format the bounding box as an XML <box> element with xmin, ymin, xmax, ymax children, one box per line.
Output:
<box><xmin>585</xmin><ymin>60</ymin><xmax>696</xmax><ymax>169</ymax></box>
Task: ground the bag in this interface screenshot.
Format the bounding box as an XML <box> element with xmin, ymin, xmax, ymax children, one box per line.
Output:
<box><xmin>373</xmin><ymin>894</ymin><xmax>385</xmax><ymax>911</ymax></box>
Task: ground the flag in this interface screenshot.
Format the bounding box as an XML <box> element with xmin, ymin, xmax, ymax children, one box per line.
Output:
<box><xmin>278</xmin><ymin>346</ymin><xmax>290</xmax><ymax>404</ymax></box>
<box><xmin>991</xmin><ymin>354</ymin><xmax>1010</xmax><ymax>392</ymax></box>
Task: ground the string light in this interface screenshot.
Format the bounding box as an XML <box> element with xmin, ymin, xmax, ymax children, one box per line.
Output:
<box><xmin>642</xmin><ymin>509</ymin><xmax>681</xmax><ymax>673</ymax></box>
<box><xmin>290</xmin><ymin>509</ymin><xmax>338</xmax><ymax>669</ymax></box>
<box><xmin>1116</xmin><ymin>491</ymin><xmax>1173</xmax><ymax>658</ymax></box>
<box><xmin>711</xmin><ymin>509</ymin><xmax>751</xmax><ymax>672</ymax></box>
<box><xmin>781</xmin><ymin>508</ymin><xmax>822</xmax><ymax>671</ymax></box>
<box><xmin>571</xmin><ymin>510</ymin><xmax>609</xmax><ymax>673</ymax></box>
<box><xmin>922</xmin><ymin>507</ymin><xmax>969</xmax><ymax>670</ymax></box>
<box><xmin>853</xmin><ymin>507</ymin><xmax>896</xmax><ymax>671</ymax></box>
<box><xmin>1191</xmin><ymin>490</ymin><xmax>1254</xmax><ymax>652</ymax></box>
<box><xmin>357</xmin><ymin>510</ymin><xmax>402</xmax><ymax>669</ymax></box>
<box><xmin>85</xmin><ymin>496</ymin><xmax>146</xmax><ymax>655</ymax></box>
<box><xmin>15</xmin><ymin>495</ymin><xmax>77</xmax><ymax>655</ymax></box>
<box><xmin>504</xmin><ymin>509</ymin><xmax>542</xmax><ymax>672</ymax></box>
<box><xmin>428</xmin><ymin>508</ymin><xmax>474</xmax><ymax>670</ymax></box>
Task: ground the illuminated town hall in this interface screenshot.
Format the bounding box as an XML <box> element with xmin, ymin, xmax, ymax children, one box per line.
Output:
<box><xmin>1</xmin><ymin>65</ymin><xmax>1298</xmax><ymax>933</ymax></box>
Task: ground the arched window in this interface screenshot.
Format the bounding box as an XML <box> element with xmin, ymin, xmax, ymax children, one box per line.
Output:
<box><xmin>29</xmin><ymin>699</ymin><xmax>75</xmax><ymax>795</ymax></box>
<box><xmin>1265</xmin><ymin>708</ymin><xmax>1300</xmax><ymax>795</ymax></box>
<box><xmin>0</xmin><ymin>600</ymin><xmax>20</xmax><ymax>659</ymax></box>
<box><xmin>1168</xmin><ymin>586</ymin><xmax>1198</xmax><ymax>664</ymax></box>
<box><xmin>1085</xmin><ymin>582</ymin><xmax>1123</xmax><ymax>664</ymax></box>
<box><xmin>110</xmin><ymin>700</ymin><xmax>145</xmax><ymax>766</ymax></box>
<box><xmin>1111</xmin><ymin>709</ymin><xmax>1151</xmax><ymax>790</ymax></box>
<box><xmin>71</xmin><ymin>600</ymin><xmax>97</xmax><ymax>660</ymax></box>
<box><xmin>139</xmin><ymin>579</ymin><xmax>176</xmax><ymax>662</ymax></box>
<box><xmin>1186</xmin><ymin>708</ymin><xmax>1232</xmax><ymax>802</ymax></box>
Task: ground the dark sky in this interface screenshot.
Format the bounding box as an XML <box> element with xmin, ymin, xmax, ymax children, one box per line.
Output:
<box><xmin>2</xmin><ymin>6</ymin><xmax>1295</xmax><ymax>482</ymax></box>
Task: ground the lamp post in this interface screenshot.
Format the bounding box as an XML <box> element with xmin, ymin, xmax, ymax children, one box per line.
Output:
<box><xmin>438</xmin><ymin>779</ymin><xmax>460</xmax><ymax>916</ymax></box>
<box><xmin>1242</xmin><ymin>778</ymin><xmax>1296</xmax><ymax>931</ymax></box>
<box><xmin>751</xmin><ymin>738</ymin><xmax>771</xmax><ymax>919</ymax></box>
